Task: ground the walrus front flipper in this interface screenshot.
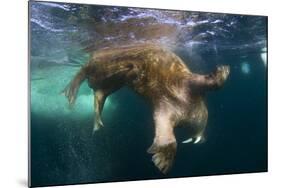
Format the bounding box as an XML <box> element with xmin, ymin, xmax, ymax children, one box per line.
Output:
<box><xmin>189</xmin><ymin>65</ymin><xmax>230</xmax><ymax>92</ymax></box>
<box><xmin>148</xmin><ymin>104</ymin><xmax>177</xmax><ymax>174</ymax></box>
<box><xmin>63</xmin><ymin>66</ymin><xmax>87</xmax><ymax>106</ymax></box>
<box><xmin>93</xmin><ymin>90</ymin><xmax>107</xmax><ymax>134</ymax></box>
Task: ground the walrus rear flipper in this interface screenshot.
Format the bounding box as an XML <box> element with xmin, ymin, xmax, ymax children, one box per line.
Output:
<box><xmin>189</xmin><ymin>65</ymin><xmax>230</xmax><ymax>92</ymax></box>
<box><xmin>62</xmin><ymin>66</ymin><xmax>87</xmax><ymax>106</ymax></box>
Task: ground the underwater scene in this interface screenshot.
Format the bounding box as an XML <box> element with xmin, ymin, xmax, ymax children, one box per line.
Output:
<box><xmin>29</xmin><ymin>1</ymin><xmax>267</xmax><ymax>187</ymax></box>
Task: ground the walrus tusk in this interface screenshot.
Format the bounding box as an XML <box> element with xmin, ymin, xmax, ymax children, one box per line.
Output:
<box><xmin>194</xmin><ymin>136</ymin><xmax>202</xmax><ymax>144</ymax></box>
<box><xmin>182</xmin><ymin>136</ymin><xmax>202</xmax><ymax>144</ymax></box>
<box><xmin>182</xmin><ymin>138</ymin><xmax>193</xmax><ymax>144</ymax></box>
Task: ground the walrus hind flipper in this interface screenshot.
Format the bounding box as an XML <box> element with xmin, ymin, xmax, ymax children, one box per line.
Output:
<box><xmin>190</xmin><ymin>65</ymin><xmax>230</xmax><ymax>92</ymax></box>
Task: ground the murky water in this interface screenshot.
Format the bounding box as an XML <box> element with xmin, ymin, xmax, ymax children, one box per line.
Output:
<box><xmin>29</xmin><ymin>1</ymin><xmax>267</xmax><ymax>187</ymax></box>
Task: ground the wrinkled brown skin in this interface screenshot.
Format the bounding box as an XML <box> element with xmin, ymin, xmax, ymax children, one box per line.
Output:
<box><xmin>63</xmin><ymin>43</ymin><xmax>230</xmax><ymax>174</ymax></box>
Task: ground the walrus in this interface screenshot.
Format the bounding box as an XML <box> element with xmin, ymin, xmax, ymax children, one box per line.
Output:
<box><xmin>63</xmin><ymin>43</ymin><xmax>230</xmax><ymax>174</ymax></box>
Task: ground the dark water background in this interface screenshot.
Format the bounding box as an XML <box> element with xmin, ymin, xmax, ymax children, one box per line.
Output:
<box><xmin>29</xmin><ymin>1</ymin><xmax>267</xmax><ymax>187</ymax></box>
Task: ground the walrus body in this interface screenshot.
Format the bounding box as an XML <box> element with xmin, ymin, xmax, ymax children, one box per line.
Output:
<box><xmin>63</xmin><ymin>43</ymin><xmax>230</xmax><ymax>174</ymax></box>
